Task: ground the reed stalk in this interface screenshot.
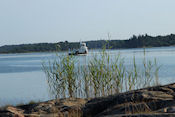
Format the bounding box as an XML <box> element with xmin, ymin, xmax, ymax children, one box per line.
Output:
<box><xmin>42</xmin><ymin>48</ymin><xmax>160</xmax><ymax>98</ymax></box>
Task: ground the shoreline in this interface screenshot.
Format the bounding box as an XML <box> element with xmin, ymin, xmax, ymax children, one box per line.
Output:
<box><xmin>1</xmin><ymin>45</ymin><xmax>175</xmax><ymax>55</ymax></box>
<box><xmin>1</xmin><ymin>83</ymin><xmax>175</xmax><ymax>116</ymax></box>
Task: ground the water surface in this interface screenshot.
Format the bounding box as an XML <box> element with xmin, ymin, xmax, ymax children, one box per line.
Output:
<box><xmin>0</xmin><ymin>47</ymin><xmax>175</xmax><ymax>106</ymax></box>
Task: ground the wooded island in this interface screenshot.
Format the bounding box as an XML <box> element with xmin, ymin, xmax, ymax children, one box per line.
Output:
<box><xmin>1</xmin><ymin>34</ymin><xmax>175</xmax><ymax>53</ymax></box>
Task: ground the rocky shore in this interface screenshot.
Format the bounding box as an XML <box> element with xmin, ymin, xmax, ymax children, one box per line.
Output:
<box><xmin>1</xmin><ymin>83</ymin><xmax>175</xmax><ymax>117</ymax></box>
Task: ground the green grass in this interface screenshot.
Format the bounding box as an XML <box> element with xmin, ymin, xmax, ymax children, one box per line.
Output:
<box><xmin>42</xmin><ymin>48</ymin><xmax>160</xmax><ymax>99</ymax></box>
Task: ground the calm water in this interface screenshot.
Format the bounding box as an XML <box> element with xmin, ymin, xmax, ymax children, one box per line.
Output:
<box><xmin>0</xmin><ymin>47</ymin><xmax>175</xmax><ymax>106</ymax></box>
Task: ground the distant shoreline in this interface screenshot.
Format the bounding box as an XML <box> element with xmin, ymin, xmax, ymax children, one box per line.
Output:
<box><xmin>1</xmin><ymin>34</ymin><xmax>175</xmax><ymax>54</ymax></box>
<box><xmin>0</xmin><ymin>46</ymin><xmax>175</xmax><ymax>55</ymax></box>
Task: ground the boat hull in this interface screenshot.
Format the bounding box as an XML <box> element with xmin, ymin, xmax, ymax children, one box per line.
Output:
<box><xmin>68</xmin><ymin>52</ymin><xmax>87</xmax><ymax>56</ymax></box>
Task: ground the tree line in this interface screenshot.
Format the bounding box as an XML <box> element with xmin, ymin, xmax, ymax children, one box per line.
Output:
<box><xmin>1</xmin><ymin>34</ymin><xmax>175</xmax><ymax>53</ymax></box>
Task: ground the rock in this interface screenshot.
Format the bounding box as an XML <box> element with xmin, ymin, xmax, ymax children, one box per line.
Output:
<box><xmin>1</xmin><ymin>83</ymin><xmax>175</xmax><ymax>117</ymax></box>
<box><xmin>83</xmin><ymin>83</ymin><xmax>175</xmax><ymax>117</ymax></box>
<box><xmin>0</xmin><ymin>98</ymin><xmax>87</xmax><ymax>117</ymax></box>
<box><xmin>6</xmin><ymin>106</ymin><xmax>24</xmax><ymax>117</ymax></box>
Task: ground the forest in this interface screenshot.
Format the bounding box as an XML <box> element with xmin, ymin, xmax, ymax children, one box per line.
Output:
<box><xmin>1</xmin><ymin>34</ymin><xmax>175</xmax><ymax>53</ymax></box>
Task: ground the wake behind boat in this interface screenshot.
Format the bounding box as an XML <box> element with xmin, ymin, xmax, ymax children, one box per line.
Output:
<box><xmin>68</xmin><ymin>42</ymin><xmax>88</xmax><ymax>55</ymax></box>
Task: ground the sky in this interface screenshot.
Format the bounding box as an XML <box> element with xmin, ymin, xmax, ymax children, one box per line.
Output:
<box><xmin>0</xmin><ymin>0</ymin><xmax>175</xmax><ymax>46</ymax></box>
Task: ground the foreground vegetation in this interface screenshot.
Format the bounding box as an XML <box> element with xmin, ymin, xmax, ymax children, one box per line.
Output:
<box><xmin>1</xmin><ymin>34</ymin><xmax>175</xmax><ymax>53</ymax></box>
<box><xmin>42</xmin><ymin>48</ymin><xmax>160</xmax><ymax>98</ymax></box>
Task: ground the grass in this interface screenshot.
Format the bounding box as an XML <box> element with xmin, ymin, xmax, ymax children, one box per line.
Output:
<box><xmin>42</xmin><ymin>47</ymin><xmax>160</xmax><ymax>99</ymax></box>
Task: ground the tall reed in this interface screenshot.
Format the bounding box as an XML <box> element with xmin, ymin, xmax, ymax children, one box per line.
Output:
<box><xmin>42</xmin><ymin>54</ymin><xmax>78</xmax><ymax>98</ymax></box>
<box><xmin>42</xmin><ymin>48</ymin><xmax>160</xmax><ymax>98</ymax></box>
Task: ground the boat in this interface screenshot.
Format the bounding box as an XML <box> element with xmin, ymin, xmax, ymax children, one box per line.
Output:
<box><xmin>68</xmin><ymin>42</ymin><xmax>88</xmax><ymax>55</ymax></box>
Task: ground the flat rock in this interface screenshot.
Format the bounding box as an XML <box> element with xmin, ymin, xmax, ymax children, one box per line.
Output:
<box><xmin>1</xmin><ymin>83</ymin><xmax>175</xmax><ymax>117</ymax></box>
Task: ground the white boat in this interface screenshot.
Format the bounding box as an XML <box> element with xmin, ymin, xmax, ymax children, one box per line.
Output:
<box><xmin>68</xmin><ymin>42</ymin><xmax>88</xmax><ymax>55</ymax></box>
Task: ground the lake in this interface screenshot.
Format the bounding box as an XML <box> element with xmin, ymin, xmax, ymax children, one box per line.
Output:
<box><xmin>0</xmin><ymin>47</ymin><xmax>175</xmax><ymax>106</ymax></box>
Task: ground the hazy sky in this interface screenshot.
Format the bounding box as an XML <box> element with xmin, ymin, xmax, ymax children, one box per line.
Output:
<box><xmin>0</xmin><ymin>0</ymin><xmax>175</xmax><ymax>46</ymax></box>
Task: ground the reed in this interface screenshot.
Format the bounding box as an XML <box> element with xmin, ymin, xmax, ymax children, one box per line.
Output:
<box><xmin>42</xmin><ymin>48</ymin><xmax>160</xmax><ymax>98</ymax></box>
<box><xmin>42</xmin><ymin>53</ymin><xmax>79</xmax><ymax>98</ymax></box>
